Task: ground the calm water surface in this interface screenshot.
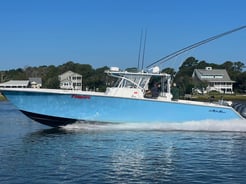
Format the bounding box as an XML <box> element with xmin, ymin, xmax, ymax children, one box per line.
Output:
<box><xmin>1</xmin><ymin>101</ymin><xmax>246</xmax><ymax>184</ymax></box>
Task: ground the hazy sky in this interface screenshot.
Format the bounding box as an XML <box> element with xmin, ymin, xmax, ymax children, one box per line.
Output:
<box><xmin>0</xmin><ymin>0</ymin><xmax>245</xmax><ymax>71</ymax></box>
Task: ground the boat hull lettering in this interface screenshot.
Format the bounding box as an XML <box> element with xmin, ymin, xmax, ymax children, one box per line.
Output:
<box><xmin>72</xmin><ymin>94</ymin><xmax>91</xmax><ymax>99</ymax></box>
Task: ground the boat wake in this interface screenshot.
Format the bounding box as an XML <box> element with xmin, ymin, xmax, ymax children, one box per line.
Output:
<box><xmin>61</xmin><ymin>119</ymin><xmax>246</xmax><ymax>132</ymax></box>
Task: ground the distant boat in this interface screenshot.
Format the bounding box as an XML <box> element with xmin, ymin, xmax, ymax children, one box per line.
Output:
<box><xmin>0</xmin><ymin>66</ymin><xmax>244</xmax><ymax>127</ymax></box>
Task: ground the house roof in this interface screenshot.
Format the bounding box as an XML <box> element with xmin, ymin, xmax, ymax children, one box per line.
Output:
<box><xmin>29</xmin><ymin>77</ymin><xmax>42</xmax><ymax>84</ymax></box>
<box><xmin>59</xmin><ymin>70</ymin><xmax>82</xmax><ymax>77</ymax></box>
<box><xmin>193</xmin><ymin>69</ymin><xmax>234</xmax><ymax>82</ymax></box>
<box><xmin>0</xmin><ymin>80</ymin><xmax>29</xmax><ymax>87</ymax></box>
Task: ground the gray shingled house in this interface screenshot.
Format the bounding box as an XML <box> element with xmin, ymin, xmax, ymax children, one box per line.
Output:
<box><xmin>29</xmin><ymin>77</ymin><xmax>42</xmax><ymax>88</ymax></box>
<box><xmin>192</xmin><ymin>67</ymin><xmax>235</xmax><ymax>94</ymax></box>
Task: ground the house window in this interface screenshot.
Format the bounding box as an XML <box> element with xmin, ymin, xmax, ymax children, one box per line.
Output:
<box><xmin>214</xmin><ymin>75</ymin><xmax>223</xmax><ymax>79</ymax></box>
<box><xmin>201</xmin><ymin>75</ymin><xmax>213</xmax><ymax>79</ymax></box>
<box><xmin>73</xmin><ymin>83</ymin><xmax>82</xmax><ymax>86</ymax></box>
<box><xmin>72</xmin><ymin>76</ymin><xmax>82</xmax><ymax>80</ymax></box>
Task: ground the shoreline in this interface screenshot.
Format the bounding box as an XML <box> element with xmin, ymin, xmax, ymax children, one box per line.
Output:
<box><xmin>191</xmin><ymin>94</ymin><xmax>246</xmax><ymax>103</ymax></box>
<box><xmin>0</xmin><ymin>93</ymin><xmax>6</xmax><ymax>101</ymax></box>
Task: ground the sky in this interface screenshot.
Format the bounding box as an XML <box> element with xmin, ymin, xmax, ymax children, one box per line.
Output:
<box><xmin>0</xmin><ymin>0</ymin><xmax>245</xmax><ymax>71</ymax></box>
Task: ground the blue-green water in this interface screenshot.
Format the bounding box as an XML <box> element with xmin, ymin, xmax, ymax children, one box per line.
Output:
<box><xmin>1</xmin><ymin>101</ymin><xmax>246</xmax><ymax>183</ymax></box>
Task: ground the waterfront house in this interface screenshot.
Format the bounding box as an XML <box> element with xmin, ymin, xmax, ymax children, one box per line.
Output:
<box><xmin>0</xmin><ymin>77</ymin><xmax>42</xmax><ymax>88</ymax></box>
<box><xmin>192</xmin><ymin>67</ymin><xmax>234</xmax><ymax>94</ymax></box>
<box><xmin>0</xmin><ymin>80</ymin><xmax>30</xmax><ymax>88</ymax></box>
<box><xmin>29</xmin><ymin>78</ymin><xmax>42</xmax><ymax>88</ymax></box>
<box><xmin>58</xmin><ymin>71</ymin><xmax>82</xmax><ymax>90</ymax></box>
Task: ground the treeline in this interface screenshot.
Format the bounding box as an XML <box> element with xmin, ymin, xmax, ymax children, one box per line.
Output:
<box><xmin>0</xmin><ymin>61</ymin><xmax>109</xmax><ymax>91</ymax></box>
<box><xmin>0</xmin><ymin>57</ymin><xmax>245</xmax><ymax>93</ymax></box>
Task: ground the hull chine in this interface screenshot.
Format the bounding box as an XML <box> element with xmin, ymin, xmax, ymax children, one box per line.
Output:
<box><xmin>20</xmin><ymin>110</ymin><xmax>77</xmax><ymax>127</ymax></box>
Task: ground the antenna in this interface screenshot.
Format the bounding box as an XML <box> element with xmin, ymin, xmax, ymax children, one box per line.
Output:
<box><xmin>137</xmin><ymin>29</ymin><xmax>143</xmax><ymax>70</ymax></box>
<box><xmin>137</xmin><ymin>29</ymin><xmax>148</xmax><ymax>70</ymax></box>
<box><xmin>141</xmin><ymin>29</ymin><xmax>147</xmax><ymax>70</ymax></box>
<box><xmin>146</xmin><ymin>25</ymin><xmax>246</xmax><ymax>69</ymax></box>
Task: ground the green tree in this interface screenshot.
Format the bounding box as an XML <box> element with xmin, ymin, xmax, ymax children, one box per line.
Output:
<box><xmin>45</xmin><ymin>76</ymin><xmax>60</xmax><ymax>89</ymax></box>
<box><xmin>42</xmin><ymin>65</ymin><xmax>59</xmax><ymax>88</ymax></box>
<box><xmin>161</xmin><ymin>67</ymin><xmax>176</xmax><ymax>75</ymax></box>
<box><xmin>92</xmin><ymin>66</ymin><xmax>109</xmax><ymax>91</ymax></box>
<box><xmin>173</xmin><ymin>57</ymin><xmax>198</xmax><ymax>95</ymax></box>
<box><xmin>235</xmin><ymin>71</ymin><xmax>246</xmax><ymax>93</ymax></box>
<box><xmin>233</xmin><ymin>61</ymin><xmax>244</xmax><ymax>72</ymax></box>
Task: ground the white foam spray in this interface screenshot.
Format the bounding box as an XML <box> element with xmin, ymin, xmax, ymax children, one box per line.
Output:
<box><xmin>62</xmin><ymin>119</ymin><xmax>246</xmax><ymax>132</ymax></box>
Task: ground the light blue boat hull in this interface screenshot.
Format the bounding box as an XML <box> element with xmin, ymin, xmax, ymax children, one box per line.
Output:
<box><xmin>2</xmin><ymin>90</ymin><xmax>243</xmax><ymax>127</ymax></box>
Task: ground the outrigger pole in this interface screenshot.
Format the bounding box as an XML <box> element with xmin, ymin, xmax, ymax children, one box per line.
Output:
<box><xmin>137</xmin><ymin>28</ymin><xmax>148</xmax><ymax>71</ymax></box>
<box><xmin>146</xmin><ymin>25</ymin><xmax>246</xmax><ymax>69</ymax></box>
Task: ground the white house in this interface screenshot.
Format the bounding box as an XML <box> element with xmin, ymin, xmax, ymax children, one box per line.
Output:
<box><xmin>0</xmin><ymin>80</ymin><xmax>30</xmax><ymax>88</ymax></box>
<box><xmin>58</xmin><ymin>71</ymin><xmax>82</xmax><ymax>90</ymax></box>
<box><xmin>0</xmin><ymin>77</ymin><xmax>42</xmax><ymax>88</ymax></box>
<box><xmin>192</xmin><ymin>67</ymin><xmax>235</xmax><ymax>94</ymax></box>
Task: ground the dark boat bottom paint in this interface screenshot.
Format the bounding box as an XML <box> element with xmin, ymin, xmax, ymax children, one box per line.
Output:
<box><xmin>20</xmin><ymin>110</ymin><xmax>77</xmax><ymax>127</ymax></box>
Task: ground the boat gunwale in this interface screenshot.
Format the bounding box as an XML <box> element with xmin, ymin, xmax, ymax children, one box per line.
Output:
<box><xmin>0</xmin><ymin>87</ymin><xmax>238</xmax><ymax>109</ymax></box>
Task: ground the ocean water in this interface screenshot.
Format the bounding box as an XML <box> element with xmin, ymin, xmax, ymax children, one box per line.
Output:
<box><xmin>1</xmin><ymin>101</ymin><xmax>246</xmax><ymax>184</ymax></box>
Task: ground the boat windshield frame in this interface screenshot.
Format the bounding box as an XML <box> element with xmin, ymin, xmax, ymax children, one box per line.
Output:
<box><xmin>105</xmin><ymin>70</ymin><xmax>171</xmax><ymax>95</ymax></box>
